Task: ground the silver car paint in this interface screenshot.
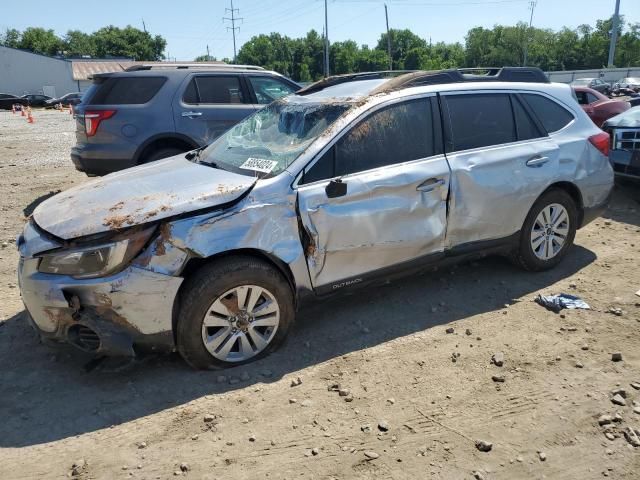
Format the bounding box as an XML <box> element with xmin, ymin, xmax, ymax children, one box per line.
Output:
<box><xmin>33</xmin><ymin>156</ymin><xmax>256</xmax><ymax>240</ymax></box>
<box><xmin>18</xmin><ymin>79</ymin><xmax>613</xmax><ymax>353</ymax></box>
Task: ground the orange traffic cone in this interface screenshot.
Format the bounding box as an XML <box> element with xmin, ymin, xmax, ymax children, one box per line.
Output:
<box><xmin>27</xmin><ymin>107</ymin><xmax>34</xmax><ymax>124</ymax></box>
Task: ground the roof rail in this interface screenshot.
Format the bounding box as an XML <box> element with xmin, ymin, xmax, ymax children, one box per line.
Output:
<box><xmin>296</xmin><ymin>71</ymin><xmax>414</xmax><ymax>95</ymax></box>
<box><xmin>299</xmin><ymin>67</ymin><xmax>549</xmax><ymax>95</ymax></box>
<box><xmin>124</xmin><ymin>63</ymin><xmax>265</xmax><ymax>72</ymax></box>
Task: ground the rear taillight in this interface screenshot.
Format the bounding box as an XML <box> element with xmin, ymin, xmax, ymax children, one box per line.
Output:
<box><xmin>588</xmin><ymin>131</ymin><xmax>610</xmax><ymax>157</ymax></box>
<box><xmin>84</xmin><ymin>110</ymin><xmax>116</xmax><ymax>137</ymax></box>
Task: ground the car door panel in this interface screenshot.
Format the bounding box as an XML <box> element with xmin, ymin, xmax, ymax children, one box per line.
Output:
<box><xmin>298</xmin><ymin>156</ymin><xmax>450</xmax><ymax>290</ymax></box>
<box><xmin>172</xmin><ymin>74</ymin><xmax>256</xmax><ymax>146</ymax></box>
<box><xmin>446</xmin><ymin>140</ymin><xmax>559</xmax><ymax>247</ymax></box>
<box><xmin>442</xmin><ymin>91</ymin><xmax>560</xmax><ymax>247</ymax></box>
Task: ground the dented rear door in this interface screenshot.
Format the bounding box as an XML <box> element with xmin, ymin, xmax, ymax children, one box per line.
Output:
<box><xmin>296</xmin><ymin>96</ymin><xmax>450</xmax><ymax>292</ymax></box>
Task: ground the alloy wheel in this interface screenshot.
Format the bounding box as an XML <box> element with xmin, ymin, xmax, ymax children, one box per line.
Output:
<box><xmin>530</xmin><ymin>203</ymin><xmax>570</xmax><ymax>261</ymax></box>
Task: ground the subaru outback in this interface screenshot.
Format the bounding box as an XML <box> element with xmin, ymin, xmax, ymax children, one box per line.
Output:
<box><xmin>19</xmin><ymin>67</ymin><xmax>613</xmax><ymax>369</ymax></box>
<box><xmin>71</xmin><ymin>64</ymin><xmax>300</xmax><ymax>175</ymax></box>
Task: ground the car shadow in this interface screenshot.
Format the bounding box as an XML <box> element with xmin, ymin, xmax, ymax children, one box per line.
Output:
<box><xmin>604</xmin><ymin>180</ymin><xmax>640</xmax><ymax>227</ymax></box>
<box><xmin>0</xmin><ymin>246</ymin><xmax>596</xmax><ymax>448</ymax></box>
<box><xmin>22</xmin><ymin>190</ymin><xmax>61</xmax><ymax>217</ymax></box>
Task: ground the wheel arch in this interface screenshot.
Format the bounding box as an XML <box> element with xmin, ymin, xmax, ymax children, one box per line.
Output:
<box><xmin>540</xmin><ymin>181</ymin><xmax>584</xmax><ymax>225</ymax></box>
<box><xmin>171</xmin><ymin>248</ymin><xmax>297</xmax><ymax>341</ymax></box>
<box><xmin>134</xmin><ymin>133</ymin><xmax>200</xmax><ymax>165</ymax></box>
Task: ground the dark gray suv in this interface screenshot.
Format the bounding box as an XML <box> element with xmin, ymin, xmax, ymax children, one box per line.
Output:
<box><xmin>71</xmin><ymin>64</ymin><xmax>300</xmax><ymax>175</ymax></box>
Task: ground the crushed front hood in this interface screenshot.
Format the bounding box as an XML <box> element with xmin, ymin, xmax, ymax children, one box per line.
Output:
<box><xmin>33</xmin><ymin>156</ymin><xmax>255</xmax><ymax>240</ymax></box>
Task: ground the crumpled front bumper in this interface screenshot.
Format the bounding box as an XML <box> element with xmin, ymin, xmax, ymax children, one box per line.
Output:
<box><xmin>17</xmin><ymin>224</ymin><xmax>184</xmax><ymax>356</ymax></box>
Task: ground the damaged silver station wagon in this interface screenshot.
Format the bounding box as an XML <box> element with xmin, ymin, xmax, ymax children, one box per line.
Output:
<box><xmin>18</xmin><ymin>67</ymin><xmax>613</xmax><ymax>369</ymax></box>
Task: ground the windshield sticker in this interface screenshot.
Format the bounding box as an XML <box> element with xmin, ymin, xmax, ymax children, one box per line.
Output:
<box><xmin>239</xmin><ymin>157</ymin><xmax>278</xmax><ymax>174</ymax></box>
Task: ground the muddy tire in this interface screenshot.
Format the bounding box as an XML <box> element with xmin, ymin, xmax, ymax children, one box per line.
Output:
<box><xmin>177</xmin><ymin>256</ymin><xmax>295</xmax><ymax>370</ymax></box>
<box><xmin>512</xmin><ymin>189</ymin><xmax>578</xmax><ymax>271</ymax></box>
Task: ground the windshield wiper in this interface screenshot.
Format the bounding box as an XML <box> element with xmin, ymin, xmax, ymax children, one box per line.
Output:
<box><xmin>185</xmin><ymin>146</ymin><xmax>206</xmax><ymax>161</ymax></box>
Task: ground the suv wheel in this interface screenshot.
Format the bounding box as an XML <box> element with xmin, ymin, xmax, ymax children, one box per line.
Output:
<box><xmin>177</xmin><ymin>256</ymin><xmax>295</xmax><ymax>369</ymax></box>
<box><xmin>513</xmin><ymin>189</ymin><xmax>578</xmax><ymax>271</ymax></box>
<box><xmin>142</xmin><ymin>147</ymin><xmax>186</xmax><ymax>164</ymax></box>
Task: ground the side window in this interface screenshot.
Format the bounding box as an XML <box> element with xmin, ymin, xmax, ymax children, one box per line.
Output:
<box><xmin>184</xmin><ymin>76</ymin><xmax>245</xmax><ymax>104</ymax></box>
<box><xmin>586</xmin><ymin>92</ymin><xmax>599</xmax><ymax>104</ymax></box>
<box><xmin>248</xmin><ymin>76</ymin><xmax>297</xmax><ymax>104</ymax></box>
<box><xmin>445</xmin><ymin>93</ymin><xmax>516</xmax><ymax>151</ymax></box>
<box><xmin>302</xmin><ymin>99</ymin><xmax>435</xmax><ymax>183</ymax></box>
<box><xmin>521</xmin><ymin>93</ymin><xmax>574</xmax><ymax>133</ymax></box>
<box><xmin>574</xmin><ymin>91</ymin><xmax>589</xmax><ymax>105</ymax></box>
<box><xmin>511</xmin><ymin>95</ymin><xmax>544</xmax><ymax>141</ymax></box>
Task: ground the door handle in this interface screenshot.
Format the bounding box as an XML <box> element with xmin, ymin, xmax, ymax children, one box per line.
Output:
<box><xmin>526</xmin><ymin>156</ymin><xmax>549</xmax><ymax>167</ymax></box>
<box><xmin>416</xmin><ymin>178</ymin><xmax>445</xmax><ymax>192</ymax></box>
<box><xmin>181</xmin><ymin>111</ymin><xmax>203</xmax><ymax>118</ymax></box>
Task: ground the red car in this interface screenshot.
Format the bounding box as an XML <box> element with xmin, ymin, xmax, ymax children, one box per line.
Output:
<box><xmin>572</xmin><ymin>86</ymin><xmax>630</xmax><ymax>127</ymax></box>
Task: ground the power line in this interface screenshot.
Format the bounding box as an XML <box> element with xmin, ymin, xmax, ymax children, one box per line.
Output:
<box><xmin>223</xmin><ymin>0</ymin><xmax>243</xmax><ymax>62</ymax></box>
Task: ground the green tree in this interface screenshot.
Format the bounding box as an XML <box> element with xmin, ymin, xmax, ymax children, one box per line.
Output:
<box><xmin>0</xmin><ymin>28</ymin><xmax>21</xmax><ymax>48</ymax></box>
<box><xmin>376</xmin><ymin>29</ymin><xmax>427</xmax><ymax>69</ymax></box>
<box><xmin>194</xmin><ymin>54</ymin><xmax>217</xmax><ymax>62</ymax></box>
<box><xmin>331</xmin><ymin>40</ymin><xmax>359</xmax><ymax>74</ymax></box>
<box><xmin>63</xmin><ymin>30</ymin><xmax>96</xmax><ymax>57</ymax></box>
<box><xmin>93</xmin><ymin>26</ymin><xmax>165</xmax><ymax>60</ymax></box>
<box><xmin>18</xmin><ymin>27</ymin><xmax>62</xmax><ymax>55</ymax></box>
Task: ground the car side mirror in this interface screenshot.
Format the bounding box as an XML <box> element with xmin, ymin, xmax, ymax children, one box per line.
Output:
<box><xmin>325</xmin><ymin>178</ymin><xmax>347</xmax><ymax>198</ymax></box>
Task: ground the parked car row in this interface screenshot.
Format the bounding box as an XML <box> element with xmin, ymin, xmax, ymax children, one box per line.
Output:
<box><xmin>570</xmin><ymin>77</ymin><xmax>640</xmax><ymax>94</ymax></box>
<box><xmin>18</xmin><ymin>66</ymin><xmax>615</xmax><ymax>369</ymax></box>
<box><xmin>0</xmin><ymin>91</ymin><xmax>85</xmax><ymax>110</ymax></box>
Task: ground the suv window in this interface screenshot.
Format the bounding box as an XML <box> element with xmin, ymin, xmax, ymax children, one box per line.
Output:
<box><xmin>521</xmin><ymin>93</ymin><xmax>574</xmax><ymax>133</ymax></box>
<box><xmin>248</xmin><ymin>76</ymin><xmax>297</xmax><ymax>104</ymax></box>
<box><xmin>445</xmin><ymin>93</ymin><xmax>516</xmax><ymax>151</ymax></box>
<box><xmin>184</xmin><ymin>76</ymin><xmax>245</xmax><ymax>104</ymax></box>
<box><xmin>303</xmin><ymin>99</ymin><xmax>435</xmax><ymax>183</ymax></box>
<box><xmin>512</xmin><ymin>95</ymin><xmax>543</xmax><ymax>141</ymax></box>
<box><xmin>89</xmin><ymin>77</ymin><xmax>166</xmax><ymax>105</ymax></box>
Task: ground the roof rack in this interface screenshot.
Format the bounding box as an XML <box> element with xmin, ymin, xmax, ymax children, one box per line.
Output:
<box><xmin>124</xmin><ymin>63</ymin><xmax>265</xmax><ymax>72</ymax></box>
<box><xmin>298</xmin><ymin>67</ymin><xmax>549</xmax><ymax>95</ymax></box>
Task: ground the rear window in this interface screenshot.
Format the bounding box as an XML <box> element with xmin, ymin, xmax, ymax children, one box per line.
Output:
<box><xmin>445</xmin><ymin>93</ymin><xmax>516</xmax><ymax>151</ymax></box>
<box><xmin>89</xmin><ymin>76</ymin><xmax>166</xmax><ymax>105</ymax></box>
<box><xmin>522</xmin><ymin>93</ymin><xmax>574</xmax><ymax>133</ymax></box>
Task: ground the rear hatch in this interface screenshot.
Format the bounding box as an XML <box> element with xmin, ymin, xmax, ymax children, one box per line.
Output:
<box><xmin>74</xmin><ymin>74</ymin><xmax>170</xmax><ymax>147</ymax></box>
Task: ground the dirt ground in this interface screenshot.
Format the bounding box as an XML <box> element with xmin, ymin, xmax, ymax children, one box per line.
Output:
<box><xmin>0</xmin><ymin>109</ymin><xmax>639</xmax><ymax>480</ymax></box>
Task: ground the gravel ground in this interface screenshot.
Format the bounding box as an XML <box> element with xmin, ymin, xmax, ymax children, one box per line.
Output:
<box><xmin>1</xmin><ymin>110</ymin><xmax>640</xmax><ymax>480</ymax></box>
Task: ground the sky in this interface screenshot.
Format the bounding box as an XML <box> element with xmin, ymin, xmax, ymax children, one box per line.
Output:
<box><xmin>2</xmin><ymin>0</ymin><xmax>638</xmax><ymax>61</ymax></box>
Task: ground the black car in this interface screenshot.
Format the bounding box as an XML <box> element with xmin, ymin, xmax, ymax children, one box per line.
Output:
<box><xmin>45</xmin><ymin>92</ymin><xmax>84</xmax><ymax>109</ymax></box>
<box><xmin>604</xmin><ymin>107</ymin><xmax>640</xmax><ymax>180</ymax></box>
<box><xmin>570</xmin><ymin>78</ymin><xmax>611</xmax><ymax>95</ymax></box>
<box><xmin>0</xmin><ymin>93</ymin><xmax>28</xmax><ymax>110</ymax></box>
<box><xmin>21</xmin><ymin>94</ymin><xmax>53</xmax><ymax>107</ymax></box>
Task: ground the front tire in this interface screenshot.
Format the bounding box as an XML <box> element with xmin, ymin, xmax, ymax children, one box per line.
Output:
<box><xmin>513</xmin><ymin>189</ymin><xmax>578</xmax><ymax>271</ymax></box>
<box><xmin>177</xmin><ymin>256</ymin><xmax>295</xmax><ymax>370</ymax></box>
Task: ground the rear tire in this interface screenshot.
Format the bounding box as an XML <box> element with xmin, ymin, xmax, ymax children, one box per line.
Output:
<box><xmin>513</xmin><ymin>189</ymin><xmax>578</xmax><ymax>271</ymax></box>
<box><xmin>141</xmin><ymin>147</ymin><xmax>186</xmax><ymax>164</ymax></box>
<box><xmin>177</xmin><ymin>256</ymin><xmax>295</xmax><ymax>370</ymax></box>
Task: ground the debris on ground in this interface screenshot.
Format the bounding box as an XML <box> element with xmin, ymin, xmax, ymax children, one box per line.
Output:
<box><xmin>475</xmin><ymin>440</ymin><xmax>493</xmax><ymax>452</ymax></box>
<box><xmin>612</xmin><ymin>353</ymin><xmax>623</xmax><ymax>362</ymax></box>
<box><xmin>534</xmin><ymin>293</ymin><xmax>590</xmax><ymax>312</ymax></box>
<box><xmin>491</xmin><ymin>352</ymin><xmax>504</xmax><ymax>367</ymax></box>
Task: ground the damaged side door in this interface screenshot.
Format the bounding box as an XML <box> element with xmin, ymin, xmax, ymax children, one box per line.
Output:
<box><xmin>296</xmin><ymin>96</ymin><xmax>450</xmax><ymax>293</ymax></box>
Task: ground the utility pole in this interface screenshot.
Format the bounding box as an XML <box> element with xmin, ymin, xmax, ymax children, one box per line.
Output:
<box><xmin>324</xmin><ymin>0</ymin><xmax>330</xmax><ymax>77</ymax></box>
<box><xmin>523</xmin><ymin>0</ymin><xmax>537</xmax><ymax>66</ymax></box>
<box><xmin>224</xmin><ymin>0</ymin><xmax>242</xmax><ymax>63</ymax></box>
<box><xmin>385</xmin><ymin>4</ymin><xmax>392</xmax><ymax>70</ymax></box>
<box><xmin>142</xmin><ymin>18</ymin><xmax>147</xmax><ymax>34</ymax></box>
<box><xmin>607</xmin><ymin>0</ymin><xmax>621</xmax><ymax>68</ymax></box>
<box><xmin>206</xmin><ymin>44</ymin><xmax>210</xmax><ymax>62</ymax></box>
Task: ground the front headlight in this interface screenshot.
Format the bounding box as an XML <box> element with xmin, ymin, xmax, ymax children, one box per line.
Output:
<box><xmin>37</xmin><ymin>228</ymin><xmax>154</xmax><ymax>279</ymax></box>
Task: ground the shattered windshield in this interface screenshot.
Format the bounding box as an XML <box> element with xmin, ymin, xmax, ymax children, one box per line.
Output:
<box><xmin>197</xmin><ymin>98</ymin><xmax>352</xmax><ymax>178</ymax></box>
